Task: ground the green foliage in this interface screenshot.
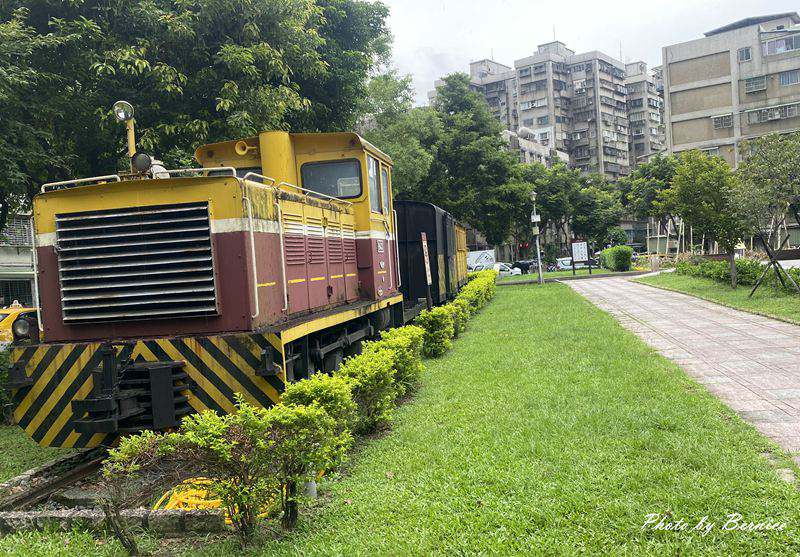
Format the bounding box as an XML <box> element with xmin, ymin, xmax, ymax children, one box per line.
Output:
<box><xmin>334</xmin><ymin>349</ymin><xmax>397</xmax><ymax>434</ymax></box>
<box><xmin>0</xmin><ymin>348</ymin><xmax>9</xmax><ymax>423</ymax></box>
<box><xmin>600</xmin><ymin>245</ymin><xmax>633</xmax><ymax>272</ymax></box>
<box><xmin>282</xmin><ymin>373</ymin><xmax>357</xmax><ymax>460</ymax></box>
<box><xmin>619</xmin><ymin>153</ymin><xmax>679</xmax><ymax>220</ymax></box>
<box><xmin>673</xmin><ymin>257</ymin><xmax>800</xmax><ymax>293</ymax></box>
<box><xmin>415</xmin><ymin>306</ymin><xmax>454</xmax><ymax>358</ymax></box>
<box><xmin>372</xmin><ymin>325</ymin><xmax>425</xmax><ymax>397</ymax></box>
<box><xmin>444</xmin><ymin>298</ymin><xmax>470</xmax><ymax>338</ymax></box>
<box><xmin>457</xmin><ymin>269</ymin><xmax>498</xmax><ymax>314</ymax></box>
<box><xmin>0</xmin><ymin>0</ymin><xmax>389</xmax><ymax>229</ymax></box>
<box><xmin>604</xmin><ymin>226</ymin><xmax>628</xmax><ymax>247</ymax></box>
<box><xmin>571</xmin><ymin>174</ymin><xmax>624</xmax><ymax>248</ymax></box>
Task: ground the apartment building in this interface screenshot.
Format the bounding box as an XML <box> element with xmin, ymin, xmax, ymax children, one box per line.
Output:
<box><xmin>662</xmin><ymin>12</ymin><xmax>800</xmax><ymax>165</ymax></box>
<box><xmin>456</xmin><ymin>42</ymin><xmax>634</xmax><ymax>179</ymax></box>
<box><xmin>625</xmin><ymin>61</ymin><xmax>666</xmax><ymax>167</ymax></box>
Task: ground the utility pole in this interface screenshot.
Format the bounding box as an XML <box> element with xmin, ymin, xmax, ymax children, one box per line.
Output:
<box><xmin>531</xmin><ymin>192</ymin><xmax>543</xmax><ymax>286</ymax></box>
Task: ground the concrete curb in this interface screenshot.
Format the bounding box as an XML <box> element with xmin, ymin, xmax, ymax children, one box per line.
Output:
<box><xmin>0</xmin><ymin>508</ymin><xmax>226</xmax><ymax>537</ymax></box>
<box><xmin>497</xmin><ymin>270</ymin><xmax>650</xmax><ymax>287</ymax></box>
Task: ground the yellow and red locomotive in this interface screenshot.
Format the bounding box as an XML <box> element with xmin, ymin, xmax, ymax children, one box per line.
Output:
<box><xmin>8</xmin><ymin>128</ymin><xmax>467</xmax><ymax>449</ymax></box>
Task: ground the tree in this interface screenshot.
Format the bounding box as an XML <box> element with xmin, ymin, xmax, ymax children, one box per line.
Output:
<box><xmin>534</xmin><ymin>162</ymin><xmax>581</xmax><ymax>250</ymax></box>
<box><xmin>571</xmin><ymin>175</ymin><xmax>624</xmax><ymax>249</ymax></box>
<box><xmin>671</xmin><ymin>151</ymin><xmax>749</xmax><ymax>287</ymax></box>
<box><xmin>619</xmin><ymin>153</ymin><xmax>679</xmax><ymax>249</ymax></box>
<box><xmin>358</xmin><ymin>69</ymin><xmax>414</xmax><ymax>132</ymax></box>
<box><xmin>0</xmin><ymin>0</ymin><xmax>389</xmax><ymax>229</ymax></box>
<box><xmin>736</xmin><ymin>132</ymin><xmax>800</xmax><ymax>248</ymax></box>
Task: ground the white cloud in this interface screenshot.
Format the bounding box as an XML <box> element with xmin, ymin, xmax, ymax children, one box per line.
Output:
<box><xmin>382</xmin><ymin>0</ymin><xmax>799</xmax><ymax>104</ymax></box>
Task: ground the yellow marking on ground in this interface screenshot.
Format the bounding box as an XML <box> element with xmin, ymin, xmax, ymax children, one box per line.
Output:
<box><xmin>309</xmin><ymin>276</ymin><xmax>326</xmax><ymax>282</ymax></box>
<box><xmin>40</xmin><ymin>373</ymin><xmax>93</xmax><ymax>447</ymax></box>
<box><xmin>345</xmin><ymin>273</ymin><xmax>357</xmax><ymax>277</ymax></box>
<box><xmin>288</xmin><ymin>278</ymin><xmax>306</xmax><ymax>284</ymax></box>
<box><xmin>257</xmin><ymin>282</ymin><xmax>277</xmax><ymax>288</ymax></box>
<box><xmin>330</xmin><ymin>274</ymin><xmax>343</xmax><ymax>279</ymax></box>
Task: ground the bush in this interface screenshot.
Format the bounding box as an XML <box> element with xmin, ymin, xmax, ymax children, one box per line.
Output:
<box><xmin>457</xmin><ymin>269</ymin><xmax>498</xmax><ymax>314</ymax></box>
<box><xmin>370</xmin><ymin>325</ymin><xmax>425</xmax><ymax>397</ymax></box>
<box><xmin>416</xmin><ymin>306</ymin><xmax>455</xmax><ymax>358</ymax></box>
<box><xmin>103</xmin><ymin>397</ymin><xmax>342</xmax><ymax>546</ymax></box>
<box><xmin>675</xmin><ymin>257</ymin><xmax>768</xmax><ymax>288</ymax></box>
<box><xmin>601</xmin><ymin>245</ymin><xmax>634</xmax><ymax>272</ymax></box>
<box><xmin>443</xmin><ymin>298</ymin><xmax>469</xmax><ymax>338</ymax></box>
<box><xmin>334</xmin><ymin>349</ymin><xmax>397</xmax><ymax>434</ymax></box>
<box><xmin>282</xmin><ymin>373</ymin><xmax>357</xmax><ymax>460</ymax></box>
<box><xmin>0</xmin><ymin>348</ymin><xmax>10</xmax><ymax>424</ymax></box>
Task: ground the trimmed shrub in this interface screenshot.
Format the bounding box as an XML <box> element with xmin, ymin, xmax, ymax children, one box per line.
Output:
<box><xmin>675</xmin><ymin>257</ymin><xmax>768</xmax><ymax>288</ymax></box>
<box><xmin>334</xmin><ymin>349</ymin><xmax>396</xmax><ymax>434</ymax></box>
<box><xmin>457</xmin><ymin>269</ymin><xmax>498</xmax><ymax>314</ymax></box>
<box><xmin>282</xmin><ymin>373</ymin><xmax>357</xmax><ymax>459</ymax></box>
<box><xmin>416</xmin><ymin>306</ymin><xmax>455</xmax><ymax>358</ymax></box>
<box><xmin>444</xmin><ymin>298</ymin><xmax>469</xmax><ymax>338</ymax></box>
<box><xmin>370</xmin><ymin>325</ymin><xmax>425</xmax><ymax>397</ymax></box>
<box><xmin>601</xmin><ymin>245</ymin><xmax>634</xmax><ymax>272</ymax></box>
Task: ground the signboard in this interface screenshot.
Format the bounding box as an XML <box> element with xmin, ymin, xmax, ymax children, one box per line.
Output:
<box><xmin>571</xmin><ymin>241</ymin><xmax>589</xmax><ymax>263</ymax></box>
<box><xmin>421</xmin><ymin>232</ymin><xmax>433</xmax><ymax>286</ymax></box>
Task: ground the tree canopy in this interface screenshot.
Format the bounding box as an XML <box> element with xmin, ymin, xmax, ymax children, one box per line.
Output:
<box><xmin>0</xmin><ymin>0</ymin><xmax>389</xmax><ymax>227</ymax></box>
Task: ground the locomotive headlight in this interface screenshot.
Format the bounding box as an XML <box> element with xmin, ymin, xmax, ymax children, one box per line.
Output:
<box><xmin>12</xmin><ymin>317</ymin><xmax>31</xmax><ymax>340</ymax></box>
<box><xmin>131</xmin><ymin>152</ymin><xmax>153</xmax><ymax>173</ymax></box>
<box><xmin>113</xmin><ymin>100</ymin><xmax>135</xmax><ymax>122</ymax></box>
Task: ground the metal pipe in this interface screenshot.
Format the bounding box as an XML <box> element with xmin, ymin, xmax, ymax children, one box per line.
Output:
<box><xmin>241</xmin><ymin>172</ymin><xmax>277</xmax><ymax>186</ymax></box>
<box><xmin>41</xmin><ymin>175</ymin><xmax>121</xmax><ymax>193</ymax></box>
<box><xmin>277</xmin><ymin>181</ymin><xmax>353</xmax><ymax>206</ymax></box>
<box><xmin>30</xmin><ymin>219</ymin><xmax>43</xmax><ymax>333</ymax></box>
<box><xmin>126</xmin><ymin>120</ymin><xmax>136</xmax><ymax>174</ymax></box>
<box><xmin>275</xmin><ymin>201</ymin><xmax>288</xmax><ymax>312</ymax></box>
<box><xmin>243</xmin><ymin>194</ymin><xmax>259</xmax><ymax>319</ymax></box>
<box><xmin>393</xmin><ymin>209</ymin><xmax>401</xmax><ymax>288</ymax></box>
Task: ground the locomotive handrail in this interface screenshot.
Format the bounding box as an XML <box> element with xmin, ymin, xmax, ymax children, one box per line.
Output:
<box><xmin>29</xmin><ymin>219</ymin><xmax>43</xmax><ymax>332</ymax></box>
<box><xmin>275</xmin><ymin>201</ymin><xmax>289</xmax><ymax>312</ymax></box>
<box><xmin>241</xmin><ymin>172</ymin><xmax>277</xmax><ymax>187</ymax></box>
<box><xmin>243</xmin><ymin>193</ymin><xmax>260</xmax><ymax>320</ymax></box>
<box><xmin>41</xmin><ymin>174</ymin><xmax>121</xmax><ymax>193</ymax></box>
<box><xmin>393</xmin><ymin>209</ymin><xmax>401</xmax><ymax>288</ymax></box>
<box><xmin>277</xmin><ymin>181</ymin><xmax>353</xmax><ymax>206</ymax></box>
<box><xmin>162</xmin><ymin>166</ymin><xmax>237</xmax><ymax>177</ymax></box>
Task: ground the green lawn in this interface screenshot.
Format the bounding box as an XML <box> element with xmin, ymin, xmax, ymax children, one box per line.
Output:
<box><xmin>637</xmin><ymin>272</ymin><xmax>800</xmax><ymax>324</ymax></box>
<box><xmin>0</xmin><ymin>425</ymin><xmax>70</xmax><ymax>482</ymax></box>
<box><xmin>3</xmin><ymin>284</ymin><xmax>799</xmax><ymax>555</ymax></box>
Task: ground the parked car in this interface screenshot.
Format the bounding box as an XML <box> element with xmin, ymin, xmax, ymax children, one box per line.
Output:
<box><xmin>0</xmin><ymin>303</ymin><xmax>38</xmax><ymax>346</ymax></box>
<box><xmin>493</xmin><ymin>262</ymin><xmax>522</xmax><ymax>278</ymax></box>
<box><xmin>555</xmin><ymin>257</ymin><xmax>591</xmax><ymax>271</ymax></box>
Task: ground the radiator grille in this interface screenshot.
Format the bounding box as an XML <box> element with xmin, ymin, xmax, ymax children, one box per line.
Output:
<box><xmin>55</xmin><ymin>202</ymin><xmax>218</xmax><ymax>323</ymax></box>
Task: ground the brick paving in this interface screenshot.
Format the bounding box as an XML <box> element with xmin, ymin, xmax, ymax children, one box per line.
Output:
<box><xmin>567</xmin><ymin>276</ymin><xmax>800</xmax><ymax>460</ymax></box>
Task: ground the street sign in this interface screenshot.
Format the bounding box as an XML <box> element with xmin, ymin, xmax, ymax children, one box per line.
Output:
<box><xmin>421</xmin><ymin>232</ymin><xmax>432</xmax><ymax>286</ymax></box>
<box><xmin>530</xmin><ymin>213</ymin><xmax>541</xmax><ymax>223</ymax></box>
<box><xmin>571</xmin><ymin>241</ymin><xmax>589</xmax><ymax>263</ymax></box>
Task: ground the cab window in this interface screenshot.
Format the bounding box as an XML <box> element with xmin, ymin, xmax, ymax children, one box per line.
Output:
<box><xmin>367</xmin><ymin>155</ymin><xmax>381</xmax><ymax>212</ymax></box>
<box><xmin>380</xmin><ymin>166</ymin><xmax>390</xmax><ymax>215</ymax></box>
<box><xmin>301</xmin><ymin>160</ymin><xmax>362</xmax><ymax>198</ymax></box>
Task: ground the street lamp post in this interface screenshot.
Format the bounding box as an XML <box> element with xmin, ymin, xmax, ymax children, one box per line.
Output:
<box><xmin>530</xmin><ymin>191</ymin><xmax>544</xmax><ymax>286</ymax></box>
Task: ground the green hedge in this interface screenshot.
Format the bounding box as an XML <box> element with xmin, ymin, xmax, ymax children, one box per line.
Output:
<box><xmin>674</xmin><ymin>256</ymin><xmax>800</xmax><ymax>291</ymax></box>
<box><xmin>600</xmin><ymin>245</ymin><xmax>633</xmax><ymax>272</ymax></box>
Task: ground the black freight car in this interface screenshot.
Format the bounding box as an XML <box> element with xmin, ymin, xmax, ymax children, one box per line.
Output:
<box><xmin>395</xmin><ymin>200</ymin><xmax>461</xmax><ymax>306</ymax></box>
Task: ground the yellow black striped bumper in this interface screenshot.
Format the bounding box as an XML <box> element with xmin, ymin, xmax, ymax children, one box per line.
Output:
<box><xmin>9</xmin><ymin>333</ymin><xmax>286</xmax><ymax>448</ymax></box>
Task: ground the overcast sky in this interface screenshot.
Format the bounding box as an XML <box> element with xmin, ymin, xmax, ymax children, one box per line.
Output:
<box><xmin>383</xmin><ymin>0</ymin><xmax>799</xmax><ymax>104</ymax></box>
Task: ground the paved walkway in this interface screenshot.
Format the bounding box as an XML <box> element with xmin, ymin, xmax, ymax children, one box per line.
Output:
<box><xmin>568</xmin><ymin>277</ymin><xmax>800</xmax><ymax>460</ymax></box>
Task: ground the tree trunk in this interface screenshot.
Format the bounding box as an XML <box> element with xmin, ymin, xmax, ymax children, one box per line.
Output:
<box><xmin>101</xmin><ymin>502</ymin><xmax>139</xmax><ymax>556</ymax></box>
<box><xmin>282</xmin><ymin>480</ymin><xmax>298</xmax><ymax>530</ymax></box>
<box><xmin>730</xmin><ymin>251</ymin><xmax>737</xmax><ymax>289</ymax></box>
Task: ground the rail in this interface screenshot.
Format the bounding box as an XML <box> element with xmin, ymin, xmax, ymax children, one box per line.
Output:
<box><xmin>277</xmin><ymin>181</ymin><xmax>353</xmax><ymax>206</ymax></box>
<box><xmin>41</xmin><ymin>174</ymin><xmax>121</xmax><ymax>193</ymax></box>
<box><xmin>243</xmin><ymin>193</ymin><xmax>260</xmax><ymax>319</ymax></box>
<box><xmin>275</xmin><ymin>201</ymin><xmax>289</xmax><ymax>312</ymax></box>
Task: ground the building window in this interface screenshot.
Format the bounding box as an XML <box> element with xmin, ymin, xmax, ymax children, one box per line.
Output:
<box><xmin>0</xmin><ymin>280</ymin><xmax>32</xmax><ymax>307</ymax></box>
<box><xmin>744</xmin><ymin>76</ymin><xmax>767</xmax><ymax>93</ymax></box>
<box><xmin>700</xmin><ymin>147</ymin><xmax>720</xmax><ymax>157</ymax></box>
<box><xmin>746</xmin><ymin>103</ymin><xmax>800</xmax><ymax>124</ymax></box>
<box><xmin>537</xmin><ymin>116</ymin><xmax>549</xmax><ymax>125</ymax></box>
<box><xmin>522</xmin><ymin>118</ymin><xmax>534</xmax><ymax>126</ymax></box>
<box><xmin>630</xmin><ymin>111</ymin><xmax>646</xmax><ymax>122</ymax></box>
<box><xmin>628</xmin><ymin>98</ymin><xmax>643</xmax><ymax>109</ymax></box>
<box><xmin>712</xmin><ymin>114</ymin><xmax>733</xmax><ymax>129</ymax></box>
<box><xmin>533</xmin><ymin>63</ymin><xmax>546</xmax><ymax>74</ymax></box>
<box><xmin>518</xmin><ymin>67</ymin><xmax>531</xmax><ymax>78</ymax></box>
<box><xmin>780</xmin><ymin>69</ymin><xmax>800</xmax><ymax>86</ymax></box>
<box><xmin>762</xmin><ymin>34</ymin><xmax>800</xmax><ymax>56</ymax></box>
<box><xmin>737</xmin><ymin>47</ymin><xmax>752</xmax><ymax>62</ymax></box>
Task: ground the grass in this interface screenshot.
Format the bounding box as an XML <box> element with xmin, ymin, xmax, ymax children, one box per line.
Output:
<box><xmin>3</xmin><ymin>284</ymin><xmax>799</xmax><ymax>555</ymax></box>
<box><xmin>0</xmin><ymin>425</ymin><xmax>70</xmax><ymax>482</ymax></box>
<box><xmin>637</xmin><ymin>272</ymin><xmax>800</xmax><ymax>324</ymax></box>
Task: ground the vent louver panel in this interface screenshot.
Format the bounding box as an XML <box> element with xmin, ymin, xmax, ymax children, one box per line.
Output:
<box><xmin>55</xmin><ymin>202</ymin><xmax>218</xmax><ymax>323</ymax></box>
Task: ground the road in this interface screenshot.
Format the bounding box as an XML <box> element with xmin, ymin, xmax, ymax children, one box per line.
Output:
<box><xmin>568</xmin><ymin>276</ymin><xmax>800</xmax><ymax>463</ymax></box>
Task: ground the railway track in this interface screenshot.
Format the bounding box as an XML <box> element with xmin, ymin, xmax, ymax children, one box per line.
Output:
<box><xmin>0</xmin><ymin>449</ymin><xmax>107</xmax><ymax>511</ymax></box>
